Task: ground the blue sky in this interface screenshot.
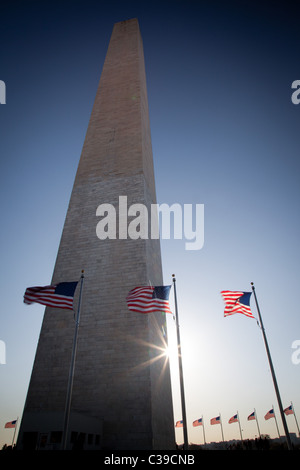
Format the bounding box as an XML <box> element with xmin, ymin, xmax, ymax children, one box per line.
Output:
<box><xmin>0</xmin><ymin>0</ymin><xmax>300</xmax><ymax>448</ymax></box>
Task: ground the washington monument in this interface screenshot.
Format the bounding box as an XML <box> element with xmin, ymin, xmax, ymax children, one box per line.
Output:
<box><xmin>17</xmin><ymin>18</ymin><xmax>175</xmax><ymax>450</ymax></box>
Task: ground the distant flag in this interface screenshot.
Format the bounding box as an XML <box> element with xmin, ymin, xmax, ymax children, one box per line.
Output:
<box><xmin>265</xmin><ymin>408</ymin><xmax>280</xmax><ymax>437</ymax></box>
<box><xmin>5</xmin><ymin>420</ymin><xmax>17</xmax><ymax>429</ymax></box>
<box><xmin>228</xmin><ymin>414</ymin><xmax>238</xmax><ymax>424</ymax></box>
<box><xmin>284</xmin><ymin>403</ymin><xmax>300</xmax><ymax>437</ymax></box>
<box><xmin>210</xmin><ymin>416</ymin><xmax>221</xmax><ymax>425</ymax></box>
<box><xmin>193</xmin><ymin>418</ymin><xmax>203</xmax><ymax>427</ymax></box>
<box><xmin>264</xmin><ymin>408</ymin><xmax>275</xmax><ymax>420</ymax></box>
<box><xmin>193</xmin><ymin>417</ymin><xmax>206</xmax><ymax>444</ymax></box>
<box><xmin>210</xmin><ymin>415</ymin><xmax>225</xmax><ymax>442</ymax></box>
<box><xmin>283</xmin><ymin>405</ymin><xmax>294</xmax><ymax>416</ymax></box>
<box><xmin>24</xmin><ymin>282</ymin><xmax>78</xmax><ymax>310</ymax></box>
<box><xmin>220</xmin><ymin>291</ymin><xmax>254</xmax><ymax>318</ymax></box>
<box><xmin>175</xmin><ymin>420</ymin><xmax>183</xmax><ymax>428</ymax></box>
<box><xmin>126</xmin><ymin>285</ymin><xmax>172</xmax><ymax>314</ymax></box>
<box><xmin>4</xmin><ymin>418</ymin><xmax>18</xmax><ymax>447</ymax></box>
<box><xmin>229</xmin><ymin>412</ymin><xmax>243</xmax><ymax>440</ymax></box>
<box><xmin>247</xmin><ymin>409</ymin><xmax>261</xmax><ymax>437</ymax></box>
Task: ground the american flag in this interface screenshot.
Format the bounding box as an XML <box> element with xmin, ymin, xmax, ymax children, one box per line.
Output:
<box><xmin>228</xmin><ymin>414</ymin><xmax>238</xmax><ymax>424</ymax></box>
<box><xmin>24</xmin><ymin>282</ymin><xmax>78</xmax><ymax>310</ymax></box>
<box><xmin>220</xmin><ymin>291</ymin><xmax>254</xmax><ymax>318</ymax></box>
<box><xmin>193</xmin><ymin>418</ymin><xmax>203</xmax><ymax>427</ymax></box>
<box><xmin>175</xmin><ymin>420</ymin><xmax>183</xmax><ymax>428</ymax></box>
<box><xmin>283</xmin><ymin>405</ymin><xmax>294</xmax><ymax>416</ymax></box>
<box><xmin>5</xmin><ymin>420</ymin><xmax>17</xmax><ymax>429</ymax></box>
<box><xmin>264</xmin><ymin>408</ymin><xmax>275</xmax><ymax>420</ymax></box>
<box><xmin>210</xmin><ymin>416</ymin><xmax>221</xmax><ymax>425</ymax></box>
<box><xmin>126</xmin><ymin>285</ymin><xmax>172</xmax><ymax>314</ymax></box>
<box><xmin>247</xmin><ymin>411</ymin><xmax>256</xmax><ymax>421</ymax></box>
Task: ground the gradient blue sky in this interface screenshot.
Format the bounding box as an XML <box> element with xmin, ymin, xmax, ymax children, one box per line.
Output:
<box><xmin>1</xmin><ymin>0</ymin><xmax>300</xmax><ymax>448</ymax></box>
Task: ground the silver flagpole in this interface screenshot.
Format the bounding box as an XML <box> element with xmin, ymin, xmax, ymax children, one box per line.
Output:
<box><xmin>237</xmin><ymin>411</ymin><xmax>243</xmax><ymax>443</ymax></box>
<box><xmin>219</xmin><ymin>413</ymin><xmax>225</xmax><ymax>443</ymax></box>
<box><xmin>254</xmin><ymin>408</ymin><xmax>261</xmax><ymax>438</ymax></box>
<box><xmin>202</xmin><ymin>415</ymin><xmax>206</xmax><ymax>445</ymax></box>
<box><xmin>291</xmin><ymin>402</ymin><xmax>300</xmax><ymax>437</ymax></box>
<box><xmin>251</xmin><ymin>283</ymin><xmax>292</xmax><ymax>450</ymax></box>
<box><xmin>272</xmin><ymin>405</ymin><xmax>280</xmax><ymax>438</ymax></box>
<box><xmin>172</xmin><ymin>274</ymin><xmax>188</xmax><ymax>450</ymax></box>
<box><xmin>62</xmin><ymin>270</ymin><xmax>84</xmax><ymax>450</ymax></box>
<box><xmin>11</xmin><ymin>417</ymin><xmax>18</xmax><ymax>447</ymax></box>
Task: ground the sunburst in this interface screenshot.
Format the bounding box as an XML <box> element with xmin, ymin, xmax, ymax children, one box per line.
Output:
<box><xmin>125</xmin><ymin>313</ymin><xmax>172</xmax><ymax>388</ymax></box>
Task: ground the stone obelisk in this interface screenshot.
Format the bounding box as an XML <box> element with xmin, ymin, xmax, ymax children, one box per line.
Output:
<box><xmin>17</xmin><ymin>19</ymin><xmax>175</xmax><ymax>450</ymax></box>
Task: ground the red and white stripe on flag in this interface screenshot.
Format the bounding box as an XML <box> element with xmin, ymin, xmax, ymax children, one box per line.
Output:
<box><xmin>221</xmin><ymin>290</ymin><xmax>254</xmax><ymax>318</ymax></box>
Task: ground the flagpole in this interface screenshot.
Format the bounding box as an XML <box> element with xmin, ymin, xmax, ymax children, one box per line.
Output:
<box><xmin>251</xmin><ymin>283</ymin><xmax>292</xmax><ymax>450</ymax></box>
<box><xmin>254</xmin><ymin>408</ymin><xmax>261</xmax><ymax>438</ymax></box>
<box><xmin>11</xmin><ymin>417</ymin><xmax>18</xmax><ymax>448</ymax></box>
<box><xmin>272</xmin><ymin>405</ymin><xmax>280</xmax><ymax>438</ymax></box>
<box><xmin>62</xmin><ymin>270</ymin><xmax>84</xmax><ymax>450</ymax></box>
<box><xmin>202</xmin><ymin>415</ymin><xmax>206</xmax><ymax>445</ymax></box>
<box><xmin>291</xmin><ymin>402</ymin><xmax>300</xmax><ymax>437</ymax></box>
<box><xmin>219</xmin><ymin>413</ymin><xmax>225</xmax><ymax>443</ymax></box>
<box><xmin>237</xmin><ymin>411</ymin><xmax>243</xmax><ymax>443</ymax></box>
<box><xmin>172</xmin><ymin>274</ymin><xmax>188</xmax><ymax>450</ymax></box>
